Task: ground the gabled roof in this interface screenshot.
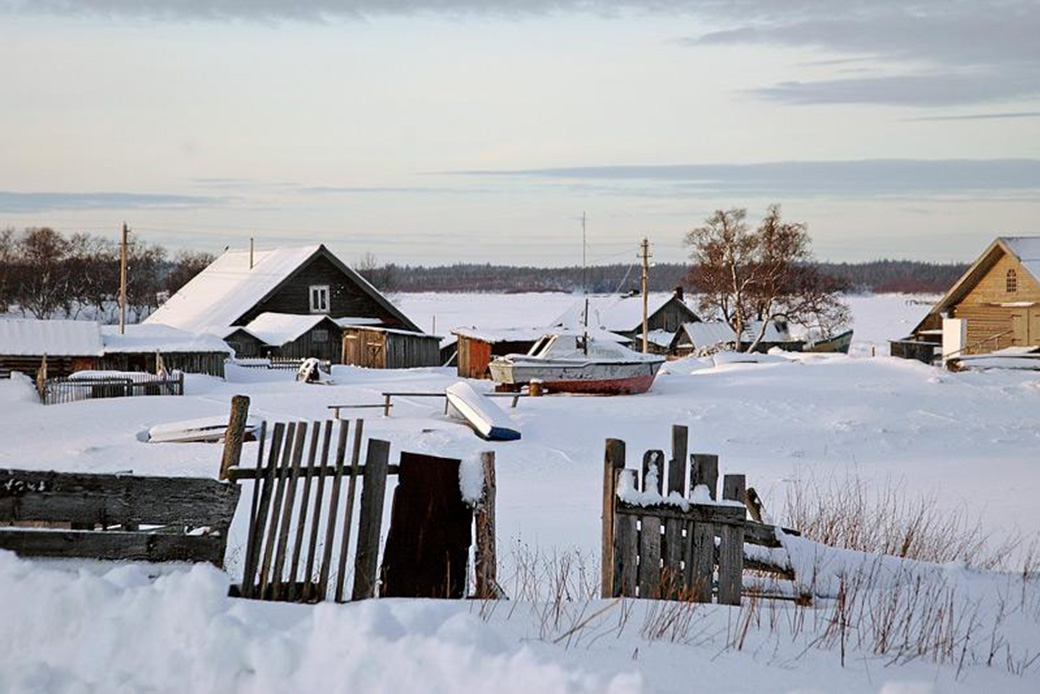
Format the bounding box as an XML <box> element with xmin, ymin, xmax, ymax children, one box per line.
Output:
<box><xmin>673</xmin><ymin>320</ymin><xmax>794</xmax><ymax>350</ymax></box>
<box><xmin>145</xmin><ymin>244</ymin><xmax>419</xmax><ymax>334</ymax></box>
<box><xmin>553</xmin><ymin>293</ymin><xmax>697</xmax><ymax>332</ymax></box>
<box><xmin>238</xmin><ymin>313</ymin><xmax>337</xmax><ymax>347</ymax></box>
<box><xmin>923</xmin><ymin>236</ymin><xmax>1040</xmax><ymax>319</ymax></box>
<box><xmin>0</xmin><ymin>318</ymin><xmax>104</xmax><ymax>357</ymax></box>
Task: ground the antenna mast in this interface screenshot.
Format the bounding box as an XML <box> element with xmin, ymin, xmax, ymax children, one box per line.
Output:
<box><xmin>640</xmin><ymin>237</ymin><xmax>651</xmax><ymax>354</ymax></box>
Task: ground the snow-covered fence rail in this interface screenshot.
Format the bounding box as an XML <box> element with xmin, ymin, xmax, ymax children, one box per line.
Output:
<box><xmin>601</xmin><ymin>425</ymin><xmax>801</xmax><ymax>606</ymax></box>
<box><xmin>0</xmin><ymin>468</ymin><xmax>240</xmax><ymax>565</ymax></box>
<box><xmin>41</xmin><ymin>371</ymin><xmax>184</xmax><ymax>405</ymax></box>
<box><xmin>231</xmin><ymin>357</ymin><xmax>332</xmax><ymax>372</ymax></box>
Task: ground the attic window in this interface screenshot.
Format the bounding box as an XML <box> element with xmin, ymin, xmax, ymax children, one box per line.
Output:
<box><xmin>310</xmin><ymin>285</ymin><xmax>330</xmax><ymax>313</ymax></box>
<box><xmin>1007</xmin><ymin>269</ymin><xmax>1018</xmax><ymax>293</ymax></box>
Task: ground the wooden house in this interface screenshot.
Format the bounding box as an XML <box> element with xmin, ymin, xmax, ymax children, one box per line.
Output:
<box><xmin>226</xmin><ymin>313</ymin><xmax>342</xmax><ymax>364</ymax></box>
<box><xmin>552</xmin><ymin>289</ymin><xmax>700</xmax><ymax>352</ymax></box>
<box><xmin>893</xmin><ymin>237</ymin><xmax>1040</xmax><ymax>362</ymax></box>
<box><xmin>670</xmin><ymin>319</ymin><xmax>803</xmax><ymax>356</ymax></box>
<box><xmin>341</xmin><ymin>326</ymin><xmax>442</xmax><ymax>369</ymax></box>
<box><xmin>146</xmin><ymin>244</ymin><xmax>424</xmax><ymax>364</ymax></box>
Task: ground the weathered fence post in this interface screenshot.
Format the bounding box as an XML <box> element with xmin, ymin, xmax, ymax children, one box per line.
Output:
<box><xmin>352</xmin><ymin>438</ymin><xmax>391</xmax><ymax>601</ymax></box>
<box><xmin>475</xmin><ymin>451</ymin><xmax>498</xmax><ymax>598</ymax></box>
<box><xmin>219</xmin><ymin>394</ymin><xmax>251</xmax><ymax>481</ymax></box>
<box><xmin>718</xmin><ymin>474</ymin><xmax>746</xmax><ymax>605</ymax></box>
<box><xmin>638</xmin><ymin>450</ymin><xmax>664</xmax><ymax>598</ymax></box>
<box><xmin>664</xmin><ymin>426</ymin><xmax>688</xmax><ymax>598</ymax></box>
<box><xmin>601</xmin><ymin>438</ymin><xmax>626</xmax><ymax>598</ymax></box>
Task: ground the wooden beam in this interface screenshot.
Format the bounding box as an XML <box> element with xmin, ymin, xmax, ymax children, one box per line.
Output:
<box><xmin>352</xmin><ymin>438</ymin><xmax>391</xmax><ymax>601</ymax></box>
<box><xmin>219</xmin><ymin>395</ymin><xmax>251</xmax><ymax>481</ymax></box>
<box><xmin>600</xmin><ymin>438</ymin><xmax>625</xmax><ymax>598</ymax></box>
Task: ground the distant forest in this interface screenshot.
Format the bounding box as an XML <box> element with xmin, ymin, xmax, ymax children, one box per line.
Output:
<box><xmin>369</xmin><ymin>260</ymin><xmax>969</xmax><ymax>295</ymax></box>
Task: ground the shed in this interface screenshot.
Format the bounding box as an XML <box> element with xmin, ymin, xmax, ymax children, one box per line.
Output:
<box><xmin>452</xmin><ymin>327</ymin><xmax>548</xmax><ymax>379</ymax></box>
<box><xmin>341</xmin><ymin>326</ymin><xmax>442</xmax><ymax>369</ymax></box>
<box><xmin>236</xmin><ymin>312</ymin><xmax>343</xmax><ymax>363</ymax></box>
<box><xmin>100</xmin><ymin>324</ymin><xmax>232</xmax><ymax>377</ymax></box>
<box><xmin>0</xmin><ymin>318</ymin><xmax>102</xmax><ymax>378</ymax></box>
<box><xmin>671</xmin><ymin>319</ymin><xmax>803</xmax><ymax>356</ymax></box>
<box><xmin>552</xmin><ymin>289</ymin><xmax>700</xmax><ymax>352</ymax></box>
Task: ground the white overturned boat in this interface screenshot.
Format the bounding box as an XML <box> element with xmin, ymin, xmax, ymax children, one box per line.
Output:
<box><xmin>148</xmin><ymin>415</ymin><xmax>264</xmax><ymax>443</ymax></box>
<box><xmin>445</xmin><ymin>381</ymin><xmax>521</xmax><ymax>441</ymax></box>
<box><xmin>488</xmin><ymin>332</ymin><xmax>665</xmax><ymax>395</ymax></box>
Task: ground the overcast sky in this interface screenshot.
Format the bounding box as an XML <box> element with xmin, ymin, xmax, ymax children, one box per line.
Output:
<box><xmin>0</xmin><ymin>0</ymin><xmax>1037</xmax><ymax>266</ymax></box>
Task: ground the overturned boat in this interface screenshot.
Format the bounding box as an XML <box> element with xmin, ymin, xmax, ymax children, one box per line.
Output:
<box><xmin>488</xmin><ymin>332</ymin><xmax>665</xmax><ymax>395</ymax></box>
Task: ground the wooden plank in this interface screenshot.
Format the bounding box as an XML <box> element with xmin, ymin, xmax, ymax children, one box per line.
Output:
<box><xmin>258</xmin><ymin>422</ymin><xmax>297</xmax><ymax>600</ymax></box>
<box><xmin>615</xmin><ymin>476</ymin><xmax>638</xmax><ymax>598</ymax></box>
<box><xmin>0</xmin><ymin>470</ymin><xmax>240</xmax><ymax>529</ymax></box>
<box><xmin>615</xmin><ymin>502</ymin><xmax>744</xmax><ymax>525</ymax></box>
<box><xmin>287</xmin><ymin>421</ymin><xmax>322</xmax><ymax>601</ymax></box>
<box><xmin>228</xmin><ymin>464</ymin><xmax>399</xmax><ymax>480</ymax></box>
<box><xmin>745</xmin><ymin>487</ymin><xmax>765</xmax><ymax>523</ymax></box>
<box><xmin>474</xmin><ymin>451</ymin><xmax>498</xmax><ymax>599</ymax></box>
<box><xmin>271</xmin><ymin>422</ymin><xmax>308</xmax><ymax>600</ymax></box>
<box><xmin>664</xmin><ymin>427</ymin><xmax>687</xmax><ymax>598</ymax></box>
<box><xmin>722</xmin><ymin>474</ymin><xmax>746</xmax><ymax>507</ymax></box>
<box><xmin>744</xmin><ymin>520</ymin><xmax>801</xmax><ymax>548</ymax></box>
<box><xmin>688</xmin><ymin>521</ymin><xmax>715</xmax><ymax>603</ymax></box>
<box><xmin>691</xmin><ymin>453</ymin><xmax>719</xmax><ymax>500</ymax></box>
<box><xmin>219</xmin><ymin>394</ymin><xmax>251</xmax><ymax>480</ymax></box>
<box><xmin>600</xmin><ymin>438</ymin><xmax>625</xmax><ymax>598</ymax></box>
<box><xmin>718</xmin><ymin>522</ymin><xmax>744</xmax><ymax>605</ymax></box>
<box><xmin>637</xmin><ymin>453</ymin><xmax>663</xmax><ymax>598</ymax></box>
<box><xmin>302</xmin><ymin>421</ymin><xmax>333</xmax><ymax>602</ymax></box>
<box><xmin>0</xmin><ymin>528</ymin><xmax>227</xmax><ymax>565</ymax></box>
<box><xmin>241</xmin><ymin>421</ymin><xmax>278</xmax><ymax>599</ymax></box>
<box><xmin>352</xmin><ymin>438</ymin><xmax>391</xmax><ymax>601</ymax></box>
<box><xmin>317</xmin><ymin>420</ymin><xmax>350</xmax><ymax>601</ymax></box>
<box><xmin>335</xmin><ymin>419</ymin><xmax>365</xmax><ymax>602</ymax></box>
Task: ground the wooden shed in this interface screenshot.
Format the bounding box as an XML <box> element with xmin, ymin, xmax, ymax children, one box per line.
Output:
<box><xmin>342</xmin><ymin>326</ymin><xmax>442</xmax><ymax>369</ymax></box>
<box><xmin>0</xmin><ymin>318</ymin><xmax>102</xmax><ymax>378</ymax></box>
<box><xmin>234</xmin><ymin>313</ymin><xmax>343</xmax><ymax>364</ymax></box>
<box><xmin>99</xmin><ymin>324</ymin><xmax>232</xmax><ymax>377</ymax></box>
<box><xmin>452</xmin><ymin>328</ymin><xmax>546</xmax><ymax>379</ymax></box>
<box><xmin>897</xmin><ymin>236</ymin><xmax>1040</xmax><ymax>360</ymax></box>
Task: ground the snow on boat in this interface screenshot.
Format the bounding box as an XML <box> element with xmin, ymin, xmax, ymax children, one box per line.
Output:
<box><xmin>488</xmin><ymin>332</ymin><xmax>665</xmax><ymax>395</ymax></box>
<box><xmin>148</xmin><ymin>415</ymin><xmax>263</xmax><ymax>443</ymax></box>
<box><xmin>445</xmin><ymin>381</ymin><xmax>521</xmax><ymax>441</ymax></box>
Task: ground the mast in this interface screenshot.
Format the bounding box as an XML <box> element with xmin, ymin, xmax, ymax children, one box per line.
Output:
<box><xmin>640</xmin><ymin>237</ymin><xmax>650</xmax><ymax>354</ymax></box>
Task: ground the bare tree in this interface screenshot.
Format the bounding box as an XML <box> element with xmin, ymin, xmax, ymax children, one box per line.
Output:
<box><xmin>124</xmin><ymin>234</ymin><xmax>167</xmax><ymax>321</ymax></box>
<box><xmin>166</xmin><ymin>250</ymin><xmax>215</xmax><ymax>296</ymax></box>
<box><xmin>0</xmin><ymin>228</ymin><xmax>15</xmax><ymax>312</ymax></box>
<box><xmin>355</xmin><ymin>251</ymin><xmax>396</xmax><ymax>292</ymax></box>
<box><xmin>14</xmin><ymin>227</ymin><xmax>72</xmax><ymax>319</ymax></box>
<box><xmin>685</xmin><ymin>205</ymin><xmax>850</xmax><ymax>352</ymax></box>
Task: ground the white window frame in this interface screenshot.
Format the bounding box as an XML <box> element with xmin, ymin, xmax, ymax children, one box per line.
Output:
<box><xmin>309</xmin><ymin>285</ymin><xmax>330</xmax><ymax>313</ymax></box>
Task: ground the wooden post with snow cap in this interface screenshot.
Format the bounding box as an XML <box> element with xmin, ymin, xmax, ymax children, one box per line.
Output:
<box><xmin>474</xmin><ymin>451</ymin><xmax>499</xmax><ymax>599</ymax></box>
<box><xmin>718</xmin><ymin>474</ymin><xmax>746</xmax><ymax>605</ymax></box>
<box><xmin>601</xmin><ymin>438</ymin><xmax>626</xmax><ymax>598</ymax></box>
<box><xmin>219</xmin><ymin>395</ymin><xmax>251</xmax><ymax>481</ymax></box>
<box><xmin>638</xmin><ymin>450</ymin><xmax>664</xmax><ymax>598</ymax></box>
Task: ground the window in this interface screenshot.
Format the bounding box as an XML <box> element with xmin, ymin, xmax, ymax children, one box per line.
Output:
<box><xmin>1007</xmin><ymin>269</ymin><xmax>1018</xmax><ymax>293</ymax></box>
<box><xmin>312</xmin><ymin>329</ymin><xmax>328</xmax><ymax>343</ymax></box>
<box><xmin>309</xmin><ymin>285</ymin><xmax>330</xmax><ymax>313</ymax></box>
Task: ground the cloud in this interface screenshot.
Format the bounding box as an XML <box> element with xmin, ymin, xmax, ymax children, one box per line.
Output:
<box><xmin>450</xmin><ymin>159</ymin><xmax>1040</xmax><ymax>198</ymax></box>
<box><xmin>0</xmin><ymin>191</ymin><xmax>226</xmax><ymax>213</ymax></box>
<box><xmin>904</xmin><ymin>111</ymin><xmax>1040</xmax><ymax>122</ymax></box>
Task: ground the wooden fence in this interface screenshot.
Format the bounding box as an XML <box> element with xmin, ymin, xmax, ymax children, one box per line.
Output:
<box><xmin>602</xmin><ymin>425</ymin><xmax>800</xmax><ymax>606</ymax></box>
<box><xmin>41</xmin><ymin>372</ymin><xmax>185</xmax><ymax>405</ymax></box>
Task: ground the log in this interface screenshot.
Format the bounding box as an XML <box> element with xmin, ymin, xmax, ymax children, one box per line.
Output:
<box><xmin>219</xmin><ymin>395</ymin><xmax>250</xmax><ymax>480</ymax></box>
<box><xmin>474</xmin><ymin>451</ymin><xmax>499</xmax><ymax>599</ymax></box>
<box><xmin>0</xmin><ymin>529</ymin><xmax>227</xmax><ymax>565</ymax></box>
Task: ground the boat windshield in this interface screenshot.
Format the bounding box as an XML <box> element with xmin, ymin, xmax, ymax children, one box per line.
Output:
<box><xmin>527</xmin><ymin>335</ymin><xmax>554</xmax><ymax>357</ymax></box>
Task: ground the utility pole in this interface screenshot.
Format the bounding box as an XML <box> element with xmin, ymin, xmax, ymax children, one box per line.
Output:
<box><xmin>640</xmin><ymin>237</ymin><xmax>650</xmax><ymax>354</ymax></box>
<box><xmin>119</xmin><ymin>222</ymin><xmax>128</xmax><ymax>335</ymax></box>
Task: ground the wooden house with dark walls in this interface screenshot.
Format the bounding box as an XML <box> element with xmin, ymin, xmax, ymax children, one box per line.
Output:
<box><xmin>552</xmin><ymin>288</ymin><xmax>700</xmax><ymax>352</ymax></box>
<box><xmin>146</xmin><ymin>244</ymin><xmax>426</xmax><ymax>364</ymax></box>
<box><xmin>892</xmin><ymin>236</ymin><xmax>1040</xmax><ymax>362</ymax></box>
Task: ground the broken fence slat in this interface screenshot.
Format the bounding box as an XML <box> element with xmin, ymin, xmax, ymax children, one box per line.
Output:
<box><xmin>352</xmin><ymin>438</ymin><xmax>391</xmax><ymax>601</ymax></box>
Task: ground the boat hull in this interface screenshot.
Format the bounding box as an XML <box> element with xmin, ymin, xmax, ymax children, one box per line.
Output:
<box><xmin>488</xmin><ymin>359</ymin><xmax>663</xmax><ymax>395</ymax></box>
<box><xmin>806</xmin><ymin>329</ymin><xmax>854</xmax><ymax>354</ymax></box>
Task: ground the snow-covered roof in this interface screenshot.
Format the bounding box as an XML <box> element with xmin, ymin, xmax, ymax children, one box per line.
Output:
<box><xmin>240</xmin><ymin>313</ymin><xmax>332</xmax><ymax>347</ymax></box>
<box><xmin>344</xmin><ymin>325</ymin><xmax>440</xmax><ymax>338</ymax></box>
<box><xmin>333</xmin><ymin>316</ymin><xmax>384</xmax><ymax>328</ymax></box>
<box><xmin>145</xmin><ymin>245</ymin><xmax>321</xmax><ymax>335</ymax></box>
<box><xmin>0</xmin><ymin>318</ymin><xmax>103</xmax><ymax>356</ymax></box>
<box><xmin>677</xmin><ymin>320</ymin><xmax>794</xmax><ymax>348</ymax></box>
<box><xmin>1001</xmin><ymin>236</ymin><xmax>1040</xmax><ymax>284</ymax></box>
<box><xmin>452</xmin><ymin>327</ymin><xmax>550</xmax><ymax>344</ymax></box>
<box><xmin>553</xmin><ymin>293</ymin><xmax>693</xmax><ymax>332</ymax></box>
<box><xmin>101</xmin><ymin>324</ymin><xmax>233</xmax><ymax>354</ymax></box>
<box><xmin>645</xmin><ymin>329</ymin><xmax>675</xmax><ymax>349</ymax></box>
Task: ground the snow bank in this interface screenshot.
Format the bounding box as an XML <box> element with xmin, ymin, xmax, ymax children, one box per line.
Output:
<box><xmin>0</xmin><ymin>551</ymin><xmax>639</xmax><ymax>694</ymax></box>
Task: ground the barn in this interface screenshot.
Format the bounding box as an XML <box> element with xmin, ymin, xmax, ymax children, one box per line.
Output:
<box><xmin>0</xmin><ymin>319</ymin><xmax>103</xmax><ymax>378</ymax></box>
<box><xmin>146</xmin><ymin>244</ymin><xmax>426</xmax><ymax>365</ymax></box>
<box><xmin>341</xmin><ymin>326</ymin><xmax>442</xmax><ymax>369</ymax></box>
<box><xmin>893</xmin><ymin>237</ymin><xmax>1040</xmax><ymax>363</ymax></box>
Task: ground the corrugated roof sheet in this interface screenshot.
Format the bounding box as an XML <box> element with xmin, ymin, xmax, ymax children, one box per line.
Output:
<box><xmin>0</xmin><ymin>319</ymin><xmax>103</xmax><ymax>356</ymax></box>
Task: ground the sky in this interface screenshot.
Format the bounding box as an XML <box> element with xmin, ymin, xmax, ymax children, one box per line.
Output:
<box><xmin>0</xmin><ymin>1</ymin><xmax>1037</xmax><ymax>266</ymax></box>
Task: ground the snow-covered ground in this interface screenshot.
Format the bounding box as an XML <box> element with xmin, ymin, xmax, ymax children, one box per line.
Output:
<box><xmin>2</xmin><ymin>293</ymin><xmax>1039</xmax><ymax>693</ymax></box>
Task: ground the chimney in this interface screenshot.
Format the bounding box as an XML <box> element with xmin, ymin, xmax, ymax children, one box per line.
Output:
<box><xmin>674</xmin><ymin>285</ymin><xmax>684</xmax><ymax>301</ymax></box>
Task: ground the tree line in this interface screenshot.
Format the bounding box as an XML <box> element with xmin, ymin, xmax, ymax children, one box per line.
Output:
<box><xmin>0</xmin><ymin>227</ymin><xmax>213</xmax><ymax>321</ymax></box>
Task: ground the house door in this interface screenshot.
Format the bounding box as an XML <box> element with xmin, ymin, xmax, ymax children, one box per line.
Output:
<box><xmin>1011</xmin><ymin>311</ymin><xmax>1029</xmax><ymax>346</ymax></box>
<box><xmin>1029</xmin><ymin>308</ymin><xmax>1040</xmax><ymax>346</ymax></box>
